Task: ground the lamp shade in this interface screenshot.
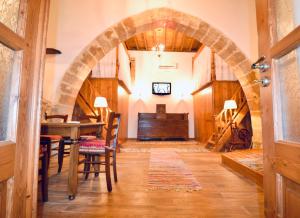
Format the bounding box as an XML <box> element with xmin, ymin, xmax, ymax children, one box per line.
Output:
<box><xmin>224</xmin><ymin>100</ymin><xmax>237</xmax><ymax>110</ymax></box>
<box><xmin>94</xmin><ymin>97</ymin><xmax>108</xmax><ymax>108</ymax></box>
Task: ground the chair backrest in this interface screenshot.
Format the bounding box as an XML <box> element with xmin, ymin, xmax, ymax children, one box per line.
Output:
<box><xmin>80</xmin><ymin>114</ymin><xmax>101</xmax><ymax>122</ymax></box>
<box><xmin>105</xmin><ymin>112</ymin><xmax>121</xmax><ymax>149</ymax></box>
<box><xmin>45</xmin><ymin>112</ymin><xmax>68</xmax><ymax>123</ymax></box>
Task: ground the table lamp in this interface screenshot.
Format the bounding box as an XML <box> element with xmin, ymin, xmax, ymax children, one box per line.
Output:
<box><xmin>224</xmin><ymin>99</ymin><xmax>237</xmax><ymax>121</ymax></box>
<box><xmin>94</xmin><ymin>96</ymin><xmax>108</xmax><ymax>122</ymax></box>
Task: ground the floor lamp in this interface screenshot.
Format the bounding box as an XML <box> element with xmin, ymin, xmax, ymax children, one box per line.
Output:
<box><xmin>94</xmin><ymin>96</ymin><xmax>108</xmax><ymax>123</ymax></box>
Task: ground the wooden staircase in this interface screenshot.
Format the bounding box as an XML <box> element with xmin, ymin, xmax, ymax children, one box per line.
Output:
<box><xmin>73</xmin><ymin>78</ymin><xmax>100</xmax><ymax>119</ymax></box>
<box><xmin>206</xmin><ymin>87</ymin><xmax>249</xmax><ymax>151</ymax></box>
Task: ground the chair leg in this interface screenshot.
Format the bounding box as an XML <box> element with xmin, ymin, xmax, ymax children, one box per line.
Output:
<box><xmin>112</xmin><ymin>151</ymin><xmax>117</xmax><ymax>182</ymax></box>
<box><xmin>46</xmin><ymin>141</ymin><xmax>51</xmax><ymax>169</ymax></box>
<box><xmin>41</xmin><ymin>150</ymin><xmax>49</xmax><ymax>202</ymax></box>
<box><xmin>84</xmin><ymin>155</ymin><xmax>91</xmax><ymax>180</ymax></box>
<box><xmin>83</xmin><ymin>154</ymin><xmax>88</xmax><ymax>177</ymax></box>
<box><xmin>57</xmin><ymin>140</ymin><xmax>65</xmax><ymax>173</ymax></box>
<box><xmin>92</xmin><ymin>155</ymin><xmax>100</xmax><ymax>177</ymax></box>
<box><xmin>105</xmin><ymin>148</ymin><xmax>112</xmax><ymax>192</ymax></box>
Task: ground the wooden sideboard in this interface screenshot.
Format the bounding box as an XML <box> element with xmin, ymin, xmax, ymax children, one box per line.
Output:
<box><xmin>137</xmin><ymin>113</ymin><xmax>189</xmax><ymax>140</ymax></box>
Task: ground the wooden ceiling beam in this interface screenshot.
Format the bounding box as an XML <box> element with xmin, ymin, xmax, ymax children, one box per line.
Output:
<box><xmin>164</xmin><ymin>25</ymin><xmax>167</xmax><ymax>50</ymax></box>
<box><xmin>171</xmin><ymin>31</ymin><xmax>178</xmax><ymax>51</ymax></box>
<box><xmin>134</xmin><ymin>36</ymin><xmax>140</xmax><ymax>50</ymax></box>
<box><xmin>188</xmin><ymin>39</ymin><xmax>195</xmax><ymax>52</ymax></box>
<box><xmin>142</xmin><ymin>32</ymin><xmax>148</xmax><ymax>51</ymax></box>
<box><xmin>179</xmin><ymin>34</ymin><xmax>185</xmax><ymax>52</ymax></box>
<box><xmin>153</xmin><ymin>29</ymin><xmax>157</xmax><ymax>47</ymax></box>
<box><xmin>124</xmin><ymin>28</ymin><xmax>202</xmax><ymax>53</ymax></box>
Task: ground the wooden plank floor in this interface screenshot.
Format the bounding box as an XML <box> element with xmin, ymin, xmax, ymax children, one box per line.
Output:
<box><xmin>221</xmin><ymin>149</ymin><xmax>263</xmax><ymax>186</ymax></box>
<box><xmin>38</xmin><ymin>143</ymin><xmax>264</xmax><ymax>218</ymax></box>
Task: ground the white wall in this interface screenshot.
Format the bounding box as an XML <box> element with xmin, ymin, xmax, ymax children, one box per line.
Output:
<box><xmin>44</xmin><ymin>0</ymin><xmax>258</xmax><ymax>103</ymax></box>
<box><xmin>128</xmin><ymin>51</ymin><xmax>195</xmax><ymax>138</ymax></box>
<box><xmin>215</xmin><ymin>53</ymin><xmax>237</xmax><ymax>81</ymax></box>
<box><xmin>192</xmin><ymin>46</ymin><xmax>237</xmax><ymax>90</ymax></box>
<box><xmin>192</xmin><ymin>46</ymin><xmax>211</xmax><ymax>89</ymax></box>
<box><xmin>118</xmin><ymin>44</ymin><xmax>132</xmax><ymax>89</ymax></box>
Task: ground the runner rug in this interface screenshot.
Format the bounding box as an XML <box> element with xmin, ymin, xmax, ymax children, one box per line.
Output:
<box><xmin>147</xmin><ymin>148</ymin><xmax>202</xmax><ymax>191</ymax></box>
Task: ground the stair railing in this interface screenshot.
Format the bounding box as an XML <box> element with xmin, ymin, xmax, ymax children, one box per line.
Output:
<box><xmin>76</xmin><ymin>78</ymin><xmax>100</xmax><ymax>117</ymax></box>
<box><xmin>210</xmin><ymin>87</ymin><xmax>247</xmax><ymax>144</ymax></box>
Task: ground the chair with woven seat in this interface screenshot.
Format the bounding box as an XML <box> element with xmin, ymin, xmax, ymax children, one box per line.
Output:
<box><xmin>78</xmin><ymin>114</ymin><xmax>102</xmax><ymax>140</ymax></box>
<box><xmin>78</xmin><ymin>112</ymin><xmax>121</xmax><ymax>192</ymax></box>
<box><xmin>42</xmin><ymin>112</ymin><xmax>70</xmax><ymax>173</ymax></box>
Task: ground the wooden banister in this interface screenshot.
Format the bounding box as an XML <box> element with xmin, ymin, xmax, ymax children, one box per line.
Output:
<box><xmin>75</xmin><ymin>78</ymin><xmax>101</xmax><ymax>120</ymax></box>
<box><xmin>207</xmin><ymin>86</ymin><xmax>249</xmax><ymax>151</ymax></box>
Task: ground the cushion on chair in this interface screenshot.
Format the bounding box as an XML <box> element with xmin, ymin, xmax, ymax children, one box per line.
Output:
<box><xmin>79</xmin><ymin>139</ymin><xmax>106</xmax><ymax>153</ymax></box>
<box><xmin>40</xmin><ymin>134</ymin><xmax>62</xmax><ymax>141</ymax></box>
<box><xmin>80</xmin><ymin>135</ymin><xmax>97</xmax><ymax>140</ymax></box>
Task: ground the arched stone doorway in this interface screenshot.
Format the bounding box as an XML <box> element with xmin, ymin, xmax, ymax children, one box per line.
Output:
<box><xmin>51</xmin><ymin>7</ymin><xmax>261</xmax><ymax>146</ymax></box>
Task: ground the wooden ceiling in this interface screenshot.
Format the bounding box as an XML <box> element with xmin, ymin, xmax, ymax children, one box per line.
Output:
<box><xmin>124</xmin><ymin>27</ymin><xmax>202</xmax><ymax>52</ymax></box>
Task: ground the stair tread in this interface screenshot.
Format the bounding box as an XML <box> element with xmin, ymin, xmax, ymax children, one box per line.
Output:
<box><xmin>207</xmin><ymin>140</ymin><xmax>216</xmax><ymax>144</ymax></box>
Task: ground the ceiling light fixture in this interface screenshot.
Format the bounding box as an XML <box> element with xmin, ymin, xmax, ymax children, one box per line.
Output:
<box><xmin>152</xmin><ymin>43</ymin><xmax>165</xmax><ymax>57</ymax></box>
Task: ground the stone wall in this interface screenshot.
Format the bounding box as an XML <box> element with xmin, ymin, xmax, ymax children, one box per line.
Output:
<box><xmin>50</xmin><ymin>8</ymin><xmax>262</xmax><ymax>147</ymax></box>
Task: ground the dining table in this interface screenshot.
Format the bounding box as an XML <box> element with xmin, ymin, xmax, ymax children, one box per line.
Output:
<box><xmin>40</xmin><ymin>121</ymin><xmax>106</xmax><ymax>200</ymax></box>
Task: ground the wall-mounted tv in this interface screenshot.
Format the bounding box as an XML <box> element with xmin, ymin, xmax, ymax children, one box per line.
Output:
<box><xmin>152</xmin><ymin>82</ymin><xmax>171</xmax><ymax>95</ymax></box>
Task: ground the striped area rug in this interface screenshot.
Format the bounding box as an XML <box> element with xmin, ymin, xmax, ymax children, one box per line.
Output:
<box><xmin>121</xmin><ymin>147</ymin><xmax>208</xmax><ymax>153</ymax></box>
<box><xmin>147</xmin><ymin>148</ymin><xmax>202</xmax><ymax>191</ymax></box>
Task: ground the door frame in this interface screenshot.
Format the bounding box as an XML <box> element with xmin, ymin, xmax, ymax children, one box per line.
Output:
<box><xmin>0</xmin><ymin>0</ymin><xmax>50</xmax><ymax>217</ymax></box>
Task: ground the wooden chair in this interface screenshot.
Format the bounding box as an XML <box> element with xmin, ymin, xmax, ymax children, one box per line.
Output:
<box><xmin>225</xmin><ymin>122</ymin><xmax>252</xmax><ymax>152</ymax></box>
<box><xmin>42</xmin><ymin>112</ymin><xmax>70</xmax><ymax>173</ymax></box>
<box><xmin>78</xmin><ymin>114</ymin><xmax>102</xmax><ymax>140</ymax></box>
<box><xmin>44</xmin><ymin>112</ymin><xmax>68</xmax><ymax>123</ymax></box>
<box><xmin>38</xmin><ymin>141</ymin><xmax>49</xmax><ymax>202</ymax></box>
<box><xmin>78</xmin><ymin>112</ymin><xmax>121</xmax><ymax>192</ymax></box>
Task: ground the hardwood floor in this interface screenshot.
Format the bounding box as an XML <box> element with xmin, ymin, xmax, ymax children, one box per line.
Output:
<box><xmin>38</xmin><ymin>143</ymin><xmax>264</xmax><ymax>218</ymax></box>
<box><xmin>222</xmin><ymin>149</ymin><xmax>263</xmax><ymax>186</ymax></box>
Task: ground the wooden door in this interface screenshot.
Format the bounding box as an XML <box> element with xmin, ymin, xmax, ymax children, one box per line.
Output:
<box><xmin>256</xmin><ymin>0</ymin><xmax>300</xmax><ymax>217</ymax></box>
<box><xmin>0</xmin><ymin>0</ymin><xmax>49</xmax><ymax>217</ymax></box>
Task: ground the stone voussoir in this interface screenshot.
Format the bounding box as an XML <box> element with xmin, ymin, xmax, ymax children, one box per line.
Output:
<box><xmin>201</xmin><ymin>28</ymin><xmax>222</xmax><ymax>47</ymax></box>
<box><xmin>58</xmin><ymin>94</ymin><xmax>77</xmax><ymax>106</ymax></box>
<box><xmin>96</xmin><ymin>34</ymin><xmax>113</xmax><ymax>53</ymax></box>
<box><xmin>211</xmin><ymin>36</ymin><xmax>230</xmax><ymax>53</ymax></box>
<box><xmin>193</xmin><ymin>22</ymin><xmax>210</xmax><ymax>41</ymax></box>
<box><xmin>80</xmin><ymin>51</ymin><xmax>97</xmax><ymax>69</ymax></box>
<box><xmin>218</xmin><ymin>41</ymin><xmax>238</xmax><ymax>60</ymax></box>
<box><xmin>68</xmin><ymin>62</ymin><xmax>90</xmax><ymax>77</ymax></box>
<box><xmin>60</xmin><ymin>82</ymin><xmax>78</xmax><ymax>96</ymax></box>
<box><xmin>225</xmin><ymin>51</ymin><xmax>247</xmax><ymax>68</ymax></box>
<box><xmin>89</xmin><ymin>42</ymin><xmax>105</xmax><ymax>60</ymax></box>
<box><xmin>62</xmin><ymin>72</ymin><xmax>84</xmax><ymax>87</ymax></box>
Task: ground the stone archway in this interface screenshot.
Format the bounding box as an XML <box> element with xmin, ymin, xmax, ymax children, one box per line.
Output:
<box><xmin>52</xmin><ymin>7</ymin><xmax>261</xmax><ymax>146</ymax></box>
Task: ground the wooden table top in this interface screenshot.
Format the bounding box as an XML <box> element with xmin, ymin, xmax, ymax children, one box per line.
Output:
<box><xmin>41</xmin><ymin>122</ymin><xmax>106</xmax><ymax>128</ymax></box>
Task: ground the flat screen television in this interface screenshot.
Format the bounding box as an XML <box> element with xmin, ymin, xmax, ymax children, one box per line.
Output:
<box><xmin>152</xmin><ymin>82</ymin><xmax>171</xmax><ymax>95</ymax></box>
